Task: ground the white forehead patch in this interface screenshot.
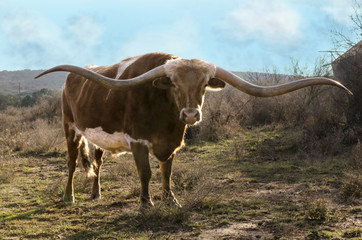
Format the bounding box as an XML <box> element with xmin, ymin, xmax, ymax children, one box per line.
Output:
<box><xmin>164</xmin><ymin>58</ymin><xmax>216</xmax><ymax>79</ymax></box>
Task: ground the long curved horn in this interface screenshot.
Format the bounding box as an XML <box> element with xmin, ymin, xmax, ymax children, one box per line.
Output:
<box><xmin>215</xmin><ymin>66</ymin><xmax>352</xmax><ymax>97</ymax></box>
<box><xmin>35</xmin><ymin>64</ymin><xmax>166</xmax><ymax>90</ymax></box>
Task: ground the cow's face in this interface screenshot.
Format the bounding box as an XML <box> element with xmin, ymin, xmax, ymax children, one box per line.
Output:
<box><xmin>153</xmin><ymin>59</ymin><xmax>225</xmax><ymax>125</ymax></box>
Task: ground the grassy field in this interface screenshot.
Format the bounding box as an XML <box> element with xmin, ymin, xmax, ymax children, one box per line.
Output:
<box><xmin>0</xmin><ymin>124</ymin><xmax>361</xmax><ymax>240</ymax></box>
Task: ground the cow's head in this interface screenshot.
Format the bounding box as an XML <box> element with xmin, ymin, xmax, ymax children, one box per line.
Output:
<box><xmin>152</xmin><ymin>59</ymin><xmax>225</xmax><ymax>125</ymax></box>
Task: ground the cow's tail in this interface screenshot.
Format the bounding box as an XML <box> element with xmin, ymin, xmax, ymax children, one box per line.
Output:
<box><xmin>78</xmin><ymin>137</ymin><xmax>96</xmax><ymax>178</ymax></box>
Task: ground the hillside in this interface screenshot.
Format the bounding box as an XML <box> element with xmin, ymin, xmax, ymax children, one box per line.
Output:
<box><xmin>0</xmin><ymin>70</ymin><xmax>67</xmax><ymax>94</ymax></box>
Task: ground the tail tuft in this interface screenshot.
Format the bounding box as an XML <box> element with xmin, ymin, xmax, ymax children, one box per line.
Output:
<box><xmin>78</xmin><ymin>137</ymin><xmax>96</xmax><ymax>178</ymax></box>
<box><xmin>85</xmin><ymin>165</ymin><xmax>96</xmax><ymax>178</ymax></box>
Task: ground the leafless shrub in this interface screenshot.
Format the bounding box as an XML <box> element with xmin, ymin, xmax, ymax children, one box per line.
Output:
<box><xmin>104</xmin><ymin>154</ymin><xmax>137</xmax><ymax>181</ymax></box>
<box><xmin>341</xmin><ymin>173</ymin><xmax>361</xmax><ymax>200</ymax></box>
<box><xmin>102</xmin><ymin>154</ymin><xmax>141</xmax><ymax>199</ymax></box>
<box><xmin>22</xmin><ymin>93</ymin><xmax>62</xmax><ymax>121</ymax></box>
<box><xmin>140</xmin><ymin>203</ymin><xmax>189</xmax><ymax>225</ymax></box>
<box><xmin>341</xmin><ymin>141</ymin><xmax>362</xmax><ymax>200</ymax></box>
<box><xmin>44</xmin><ymin>176</ymin><xmax>65</xmax><ymax>201</ymax></box>
<box><xmin>182</xmin><ymin>179</ymin><xmax>222</xmax><ymax>211</ymax></box>
<box><xmin>193</xmin><ymin>88</ymin><xmax>246</xmax><ymax>141</ymax></box>
<box><xmin>172</xmin><ymin>161</ymin><xmax>207</xmax><ymax>191</ymax></box>
<box><xmin>351</xmin><ymin>140</ymin><xmax>362</xmax><ymax>173</ymax></box>
<box><xmin>73</xmin><ymin>171</ymin><xmax>93</xmax><ymax>195</ymax></box>
<box><xmin>172</xmin><ymin>161</ymin><xmax>222</xmax><ymax>211</ymax></box>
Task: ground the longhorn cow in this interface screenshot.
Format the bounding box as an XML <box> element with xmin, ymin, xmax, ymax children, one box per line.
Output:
<box><xmin>36</xmin><ymin>52</ymin><xmax>351</xmax><ymax>210</ymax></box>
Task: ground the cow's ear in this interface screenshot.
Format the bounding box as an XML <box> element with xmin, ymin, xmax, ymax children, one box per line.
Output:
<box><xmin>206</xmin><ymin>78</ymin><xmax>225</xmax><ymax>91</ymax></box>
<box><xmin>153</xmin><ymin>76</ymin><xmax>174</xmax><ymax>89</ymax></box>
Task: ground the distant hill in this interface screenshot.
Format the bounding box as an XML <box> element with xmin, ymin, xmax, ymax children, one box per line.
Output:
<box><xmin>0</xmin><ymin>70</ymin><xmax>67</xmax><ymax>94</ymax></box>
<box><xmin>0</xmin><ymin>69</ymin><xmax>291</xmax><ymax>94</ymax></box>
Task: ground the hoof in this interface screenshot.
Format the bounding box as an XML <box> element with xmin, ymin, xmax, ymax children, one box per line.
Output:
<box><xmin>140</xmin><ymin>200</ymin><xmax>155</xmax><ymax>212</ymax></box>
<box><xmin>163</xmin><ymin>191</ymin><xmax>182</xmax><ymax>208</ymax></box>
<box><xmin>91</xmin><ymin>193</ymin><xmax>101</xmax><ymax>200</ymax></box>
<box><xmin>63</xmin><ymin>194</ymin><xmax>75</xmax><ymax>203</ymax></box>
<box><xmin>166</xmin><ymin>197</ymin><xmax>182</xmax><ymax>208</ymax></box>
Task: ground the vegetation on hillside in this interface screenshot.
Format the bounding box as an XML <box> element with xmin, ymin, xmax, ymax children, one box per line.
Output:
<box><xmin>0</xmin><ymin>88</ymin><xmax>60</xmax><ymax>110</ymax></box>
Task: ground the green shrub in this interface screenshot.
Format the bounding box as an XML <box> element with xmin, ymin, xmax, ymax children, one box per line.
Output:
<box><xmin>304</xmin><ymin>199</ymin><xmax>330</xmax><ymax>223</ymax></box>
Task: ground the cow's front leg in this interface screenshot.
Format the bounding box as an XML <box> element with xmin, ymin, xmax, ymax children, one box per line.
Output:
<box><xmin>131</xmin><ymin>142</ymin><xmax>154</xmax><ymax>210</ymax></box>
<box><xmin>160</xmin><ymin>155</ymin><xmax>182</xmax><ymax>208</ymax></box>
<box><xmin>91</xmin><ymin>147</ymin><xmax>104</xmax><ymax>199</ymax></box>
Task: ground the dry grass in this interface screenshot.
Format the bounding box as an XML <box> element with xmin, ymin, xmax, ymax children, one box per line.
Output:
<box><xmin>1</xmin><ymin>118</ymin><xmax>63</xmax><ymax>153</ymax></box>
<box><xmin>0</xmin><ymin>95</ymin><xmax>65</xmax><ymax>155</ymax></box>
<box><xmin>0</xmin><ymin>124</ymin><xmax>360</xmax><ymax>239</ymax></box>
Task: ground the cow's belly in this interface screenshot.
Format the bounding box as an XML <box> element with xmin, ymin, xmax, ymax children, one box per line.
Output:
<box><xmin>70</xmin><ymin>124</ymin><xmax>150</xmax><ymax>154</ymax></box>
<box><xmin>83</xmin><ymin>126</ymin><xmax>133</xmax><ymax>152</ymax></box>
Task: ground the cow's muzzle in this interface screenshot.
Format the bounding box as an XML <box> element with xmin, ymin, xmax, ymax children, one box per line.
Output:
<box><xmin>180</xmin><ymin>108</ymin><xmax>201</xmax><ymax>125</ymax></box>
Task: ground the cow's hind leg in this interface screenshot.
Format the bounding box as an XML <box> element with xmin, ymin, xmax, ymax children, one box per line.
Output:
<box><xmin>91</xmin><ymin>147</ymin><xmax>104</xmax><ymax>199</ymax></box>
<box><xmin>160</xmin><ymin>154</ymin><xmax>182</xmax><ymax>208</ymax></box>
<box><xmin>63</xmin><ymin>125</ymin><xmax>80</xmax><ymax>203</ymax></box>
<box><xmin>131</xmin><ymin>142</ymin><xmax>154</xmax><ymax>210</ymax></box>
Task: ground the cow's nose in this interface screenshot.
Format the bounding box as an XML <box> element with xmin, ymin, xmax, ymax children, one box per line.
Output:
<box><xmin>180</xmin><ymin>108</ymin><xmax>200</xmax><ymax>125</ymax></box>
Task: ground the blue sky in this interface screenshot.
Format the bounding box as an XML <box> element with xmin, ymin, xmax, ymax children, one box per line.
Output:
<box><xmin>0</xmin><ymin>0</ymin><xmax>358</xmax><ymax>73</ymax></box>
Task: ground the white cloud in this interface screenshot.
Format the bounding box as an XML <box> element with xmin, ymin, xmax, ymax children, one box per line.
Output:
<box><xmin>322</xmin><ymin>0</ymin><xmax>354</xmax><ymax>26</ymax></box>
<box><xmin>68</xmin><ymin>16</ymin><xmax>104</xmax><ymax>45</ymax></box>
<box><xmin>0</xmin><ymin>12</ymin><xmax>105</xmax><ymax>69</ymax></box>
<box><xmin>118</xmin><ymin>18</ymin><xmax>201</xmax><ymax>59</ymax></box>
<box><xmin>0</xmin><ymin>13</ymin><xmax>69</xmax><ymax>66</ymax></box>
<box><xmin>218</xmin><ymin>0</ymin><xmax>301</xmax><ymax>46</ymax></box>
